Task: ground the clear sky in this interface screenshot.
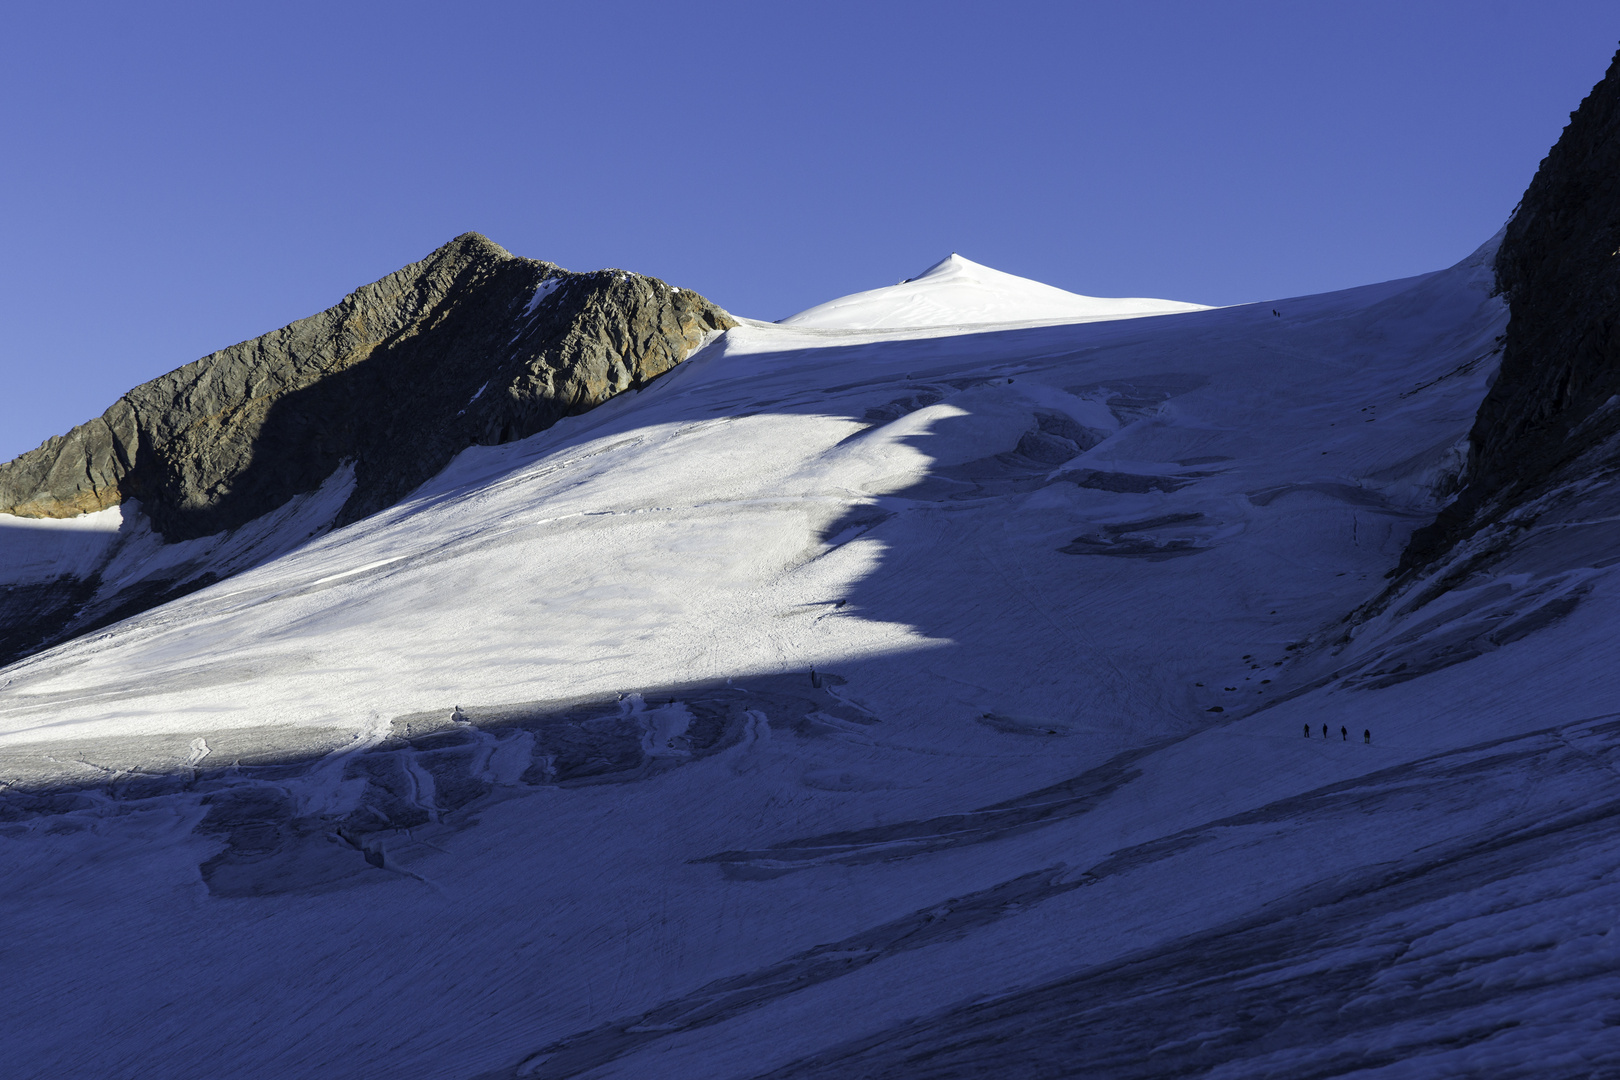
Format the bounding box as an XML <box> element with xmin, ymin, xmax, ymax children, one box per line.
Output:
<box><xmin>2</xmin><ymin>1</ymin><xmax>1617</xmax><ymax>465</ymax></box>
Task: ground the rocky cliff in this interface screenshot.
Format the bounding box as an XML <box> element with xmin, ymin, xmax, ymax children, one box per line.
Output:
<box><xmin>1318</xmin><ymin>45</ymin><xmax>1620</xmax><ymax>691</ymax></box>
<box><xmin>1401</xmin><ymin>47</ymin><xmax>1620</xmax><ymax>576</ymax></box>
<box><xmin>0</xmin><ymin>233</ymin><xmax>735</xmax><ymax>540</ymax></box>
<box><xmin>0</xmin><ymin>234</ymin><xmax>734</xmax><ymax>664</ymax></box>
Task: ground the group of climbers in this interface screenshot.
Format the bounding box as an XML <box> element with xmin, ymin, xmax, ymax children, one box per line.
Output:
<box><xmin>1305</xmin><ymin>722</ymin><xmax>1370</xmax><ymax>744</ymax></box>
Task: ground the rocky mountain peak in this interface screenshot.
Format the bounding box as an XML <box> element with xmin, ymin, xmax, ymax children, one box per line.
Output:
<box><xmin>0</xmin><ymin>235</ymin><xmax>734</xmax><ymax>542</ymax></box>
<box><xmin>444</xmin><ymin>230</ymin><xmax>514</xmax><ymax>259</ymax></box>
<box><xmin>0</xmin><ymin>235</ymin><xmax>735</xmax><ymax>664</ymax></box>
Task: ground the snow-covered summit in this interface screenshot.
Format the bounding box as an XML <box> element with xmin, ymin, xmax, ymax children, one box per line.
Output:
<box><xmin>780</xmin><ymin>252</ymin><xmax>1208</xmax><ymax>330</ymax></box>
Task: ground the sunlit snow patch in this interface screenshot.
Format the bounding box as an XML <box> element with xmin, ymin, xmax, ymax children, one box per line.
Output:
<box><xmin>780</xmin><ymin>253</ymin><xmax>1208</xmax><ymax>330</ymax></box>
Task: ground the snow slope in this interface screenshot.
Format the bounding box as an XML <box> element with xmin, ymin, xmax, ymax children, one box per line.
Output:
<box><xmin>4</xmin><ymin>238</ymin><xmax>1620</xmax><ymax>1079</ymax></box>
<box><xmin>0</xmin><ymin>464</ymin><xmax>358</xmax><ymax>594</ymax></box>
<box><xmin>779</xmin><ymin>252</ymin><xmax>1208</xmax><ymax>329</ymax></box>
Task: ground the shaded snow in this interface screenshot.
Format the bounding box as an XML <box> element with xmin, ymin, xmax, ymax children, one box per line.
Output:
<box><xmin>0</xmin><ymin>464</ymin><xmax>359</xmax><ymax>655</ymax></box>
<box><xmin>0</xmin><ymin>503</ymin><xmax>127</xmax><ymax>585</ymax></box>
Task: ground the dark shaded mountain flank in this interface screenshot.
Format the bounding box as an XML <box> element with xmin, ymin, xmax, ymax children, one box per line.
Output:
<box><xmin>0</xmin><ymin>232</ymin><xmax>735</xmax><ymax>541</ymax></box>
<box><xmin>1401</xmin><ymin>46</ymin><xmax>1620</xmax><ymax>575</ymax></box>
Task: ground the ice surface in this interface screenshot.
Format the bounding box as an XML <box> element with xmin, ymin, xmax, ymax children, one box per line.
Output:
<box><xmin>780</xmin><ymin>253</ymin><xmax>1208</xmax><ymax>329</ymax></box>
<box><xmin>3</xmin><ymin>244</ymin><xmax>1617</xmax><ymax>1079</ymax></box>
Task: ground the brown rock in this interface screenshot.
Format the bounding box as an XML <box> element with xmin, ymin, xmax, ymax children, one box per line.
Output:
<box><xmin>0</xmin><ymin>233</ymin><xmax>735</xmax><ymax>541</ymax></box>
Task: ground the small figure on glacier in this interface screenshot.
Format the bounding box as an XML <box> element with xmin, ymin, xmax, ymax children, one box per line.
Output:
<box><xmin>1340</xmin><ymin>725</ymin><xmax>1347</xmax><ymax>741</ymax></box>
<box><xmin>1303</xmin><ymin>723</ymin><xmax>1310</xmax><ymax>738</ymax></box>
<box><xmin>1364</xmin><ymin>728</ymin><xmax>1371</xmax><ymax>744</ymax></box>
<box><xmin>810</xmin><ymin>667</ymin><xmax>823</xmax><ymax>689</ymax></box>
<box><xmin>1322</xmin><ymin>723</ymin><xmax>1329</xmax><ymax>739</ymax></box>
<box><xmin>451</xmin><ymin>705</ymin><xmax>468</xmax><ymax>723</ymax></box>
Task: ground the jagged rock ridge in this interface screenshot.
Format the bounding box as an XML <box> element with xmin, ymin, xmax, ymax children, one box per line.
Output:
<box><xmin>0</xmin><ymin>232</ymin><xmax>735</xmax><ymax>540</ymax></box>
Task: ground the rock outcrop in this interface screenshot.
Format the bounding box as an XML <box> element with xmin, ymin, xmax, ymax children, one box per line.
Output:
<box><xmin>0</xmin><ymin>233</ymin><xmax>735</xmax><ymax>540</ymax></box>
<box><xmin>0</xmin><ymin>234</ymin><xmax>734</xmax><ymax>665</ymax></box>
<box><xmin>1401</xmin><ymin>47</ymin><xmax>1620</xmax><ymax>574</ymax></box>
<box><xmin>1327</xmin><ymin>44</ymin><xmax>1620</xmax><ymax>686</ymax></box>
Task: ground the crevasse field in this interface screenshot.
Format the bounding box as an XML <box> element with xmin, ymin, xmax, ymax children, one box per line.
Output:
<box><xmin>3</xmin><ymin>247</ymin><xmax>1618</xmax><ymax>1079</ymax></box>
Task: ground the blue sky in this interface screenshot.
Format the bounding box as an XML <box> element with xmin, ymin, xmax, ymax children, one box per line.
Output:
<box><xmin>2</xmin><ymin>2</ymin><xmax>1617</xmax><ymax>465</ymax></box>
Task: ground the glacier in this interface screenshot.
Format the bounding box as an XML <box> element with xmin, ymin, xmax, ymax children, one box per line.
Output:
<box><xmin>2</xmin><ymin>235</ymin><xmax>1619</xmax><ymax>1079</ymax></box>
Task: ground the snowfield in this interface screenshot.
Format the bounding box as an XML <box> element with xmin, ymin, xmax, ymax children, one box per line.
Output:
<box><xmin>4</xmin><ymin>239</ymin><xmax>1619</xmax><ymax>1079</ymax></box>
<box><xmin>779</xmin><ymin>252</ymin><xmax>1208</xmax><ymax>329</ymax></box>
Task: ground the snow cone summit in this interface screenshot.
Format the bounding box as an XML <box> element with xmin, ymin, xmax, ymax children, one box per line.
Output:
<box><xmin>4</xmin><ymin>46</ymin><xmax>1620</xmax><ymax>1080</ymax></box>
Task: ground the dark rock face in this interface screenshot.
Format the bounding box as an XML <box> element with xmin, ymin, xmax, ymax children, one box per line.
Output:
<box><xmin>0</xmin><ymin>233</ymin><xmax>735</xmax><ymax>540</ymax></box>
<box><xmin>1402</xmin><ymin>47</ymin><xmax>1620</xmax><ymax>572</ymax></box>
<box><xmin>1334</xmin><ymin>46</ymin><xmax>1620</xmax><ymax>682</ymax></box>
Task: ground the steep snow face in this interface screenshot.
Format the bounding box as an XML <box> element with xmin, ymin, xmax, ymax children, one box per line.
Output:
<box><xmin>4</xmin><ymin>246</ymin><xmax>1619</xmax><ymax>1079</ymax></box>
<box><xmin>779</xmin><ymin>252</ymin><xmax>1208</xmax><ymax>329</ymax></box>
